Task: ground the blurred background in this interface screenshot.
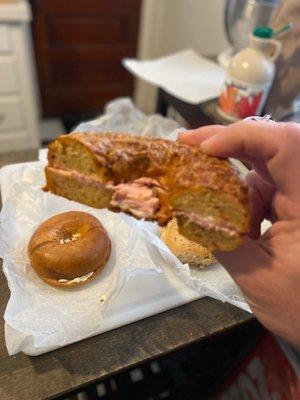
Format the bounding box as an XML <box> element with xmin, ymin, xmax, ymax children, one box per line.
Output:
<box><xmin>0</xmin><ymin>0</ymin><xmax>299</xmax><ymax>151</ymax></box>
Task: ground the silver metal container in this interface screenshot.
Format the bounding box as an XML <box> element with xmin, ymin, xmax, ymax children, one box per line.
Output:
<box><xmin>225</xmin><ymin>0</ymin><xmax>280</xmax><ymax>51</ymax></box>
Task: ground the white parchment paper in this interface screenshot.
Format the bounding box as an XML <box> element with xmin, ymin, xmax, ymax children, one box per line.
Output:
<box><xmin>0</xmin><ymin>164</ymin><xmax>166</xmax><ymax>354</ymax></box>
<box><xmin>0</xmin><ymin>98</ymin><xmax>251</xmax><ymax>355</ymax></box>
<box><xmin>123</xmin><ymin>49</ymin><xmax>226</xmax><ymax>104</ymax></box>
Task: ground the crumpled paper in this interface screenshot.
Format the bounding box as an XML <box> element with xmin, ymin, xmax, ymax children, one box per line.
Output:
<box><xmin>74</xmin><ymin>97</ymin><xmax>181</xmax><ymax>137</ymax></box>
<box><xmin>0</xmin><ymin>164</ymin><xmax>165</xmax><ymax>355</ymax></box>
<box><xmin>121</xmin><ymin>215</ymin><xmax>249</xmax><ymax>312</ymax></box>
<box><xmin>0</xmin><ymin>97</ymin><xmax>251</xmax><ymax>355</ymax></box>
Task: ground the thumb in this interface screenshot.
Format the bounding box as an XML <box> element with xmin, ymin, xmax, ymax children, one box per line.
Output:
<box><xmin>246</xmin><ymin>171</ymin><xmax>276</xmax><ymax>239</ymax></box>
<box><xmin>214</xmin><ymin>236</ymin><xmax>271</xmax><ymax>297</ymax></box>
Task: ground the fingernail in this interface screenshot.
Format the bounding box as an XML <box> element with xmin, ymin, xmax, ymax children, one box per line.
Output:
<box><xmin>179</xmin><ymin>130</ymin><xmax>193</xmax><ymax>138</ymax></box>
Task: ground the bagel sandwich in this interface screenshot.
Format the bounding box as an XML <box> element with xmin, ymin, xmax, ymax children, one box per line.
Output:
<box><xmin>44</xmin><ymin>132</ymin><xmax>250</xmax><ymax>251</ymax></box>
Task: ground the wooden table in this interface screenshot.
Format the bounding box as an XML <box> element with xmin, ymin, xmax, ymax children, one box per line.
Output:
<box><xmin>0</xmin><ymin>150</ymin><xmax>254</xmax><ymax>400</ymax></box>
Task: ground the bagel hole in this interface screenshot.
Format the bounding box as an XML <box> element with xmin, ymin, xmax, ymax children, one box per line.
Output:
<box><xmin>59</xmin><ymin>232</ymin><xmax>81</xmax><ymax>244</ymax></box>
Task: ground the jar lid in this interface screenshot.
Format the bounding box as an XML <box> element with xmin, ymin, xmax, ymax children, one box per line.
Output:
<box><xmin>253</xmin><ymin>26</ymin><xmax>273</xmax><ymax>38</ymax></box>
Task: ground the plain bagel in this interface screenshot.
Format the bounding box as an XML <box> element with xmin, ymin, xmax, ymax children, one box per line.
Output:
<box><xmin>27</xmin><ymin>211</ymin><xmax>111</xmax><ymax>288</ymax></box>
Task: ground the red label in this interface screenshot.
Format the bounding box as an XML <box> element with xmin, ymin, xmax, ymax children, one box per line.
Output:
<box><xmin>219</xmin><ymin>82</ymin><xmax>268</xmax><ymax>119</ymax></box>
<box><xmin>214</xmin><ymin>333</ymin><xmax>300</xmax><ymax>400</ymax></box>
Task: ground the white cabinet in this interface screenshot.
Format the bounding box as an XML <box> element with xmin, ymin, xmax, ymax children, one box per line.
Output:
<box><xmin>0</xmin><ymin>97</ymin><xmax>26</xmax><ymax>131</ymax></box>
<box><xmin>0</xmin><ymin>24</ymin><xmax>11</xmax><ymax>53</ymax></box>
<box><xmin>0</xmin><ymin>1</ymin><xmax>40</xmax><ymax>152</ymax></box>
<box><xmin>0</xmin><ymin>57</ymin><xmax>19</xmax><ymax>94</ymax></box>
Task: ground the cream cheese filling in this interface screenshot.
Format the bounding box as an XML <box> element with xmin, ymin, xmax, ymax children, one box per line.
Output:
<box><xmin>175</xmin><ymin>211</ymin><xmax>239</xmax><ymax>237</ymax></box>
<box><xmin>58</xmin><ymin>271</ymin><xmax>94</xmax><ymax>284</ymax></box>
<box><xmin>109</xmin><ymin>177</ymin><xmax>162</xmax><ymax>219</ymax></box>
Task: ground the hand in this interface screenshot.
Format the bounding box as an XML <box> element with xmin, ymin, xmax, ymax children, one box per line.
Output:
<box><xmin>179</xmin><ymin>121</ymin><xmax>300</xmax><ymax>348</ymax></box>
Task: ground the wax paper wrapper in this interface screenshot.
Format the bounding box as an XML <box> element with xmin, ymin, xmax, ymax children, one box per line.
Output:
<box><xmin>121</xmin><ymin>215</ymin><xmax>250</xmax><ymax>312</ymax></box>
<box><xmin>0</xmin><ymin>97</ymin><xmax>253</xmax><ymax>355</ymax></box>
<box><xmin>74</xmin><ymin>96</ymin><xmax>181</xmax><ymax>137</ymax></box>
<box><xmin>0</xmin><ymin>163</ymin><xmax>167</xmax><ymax>355</ymax></box>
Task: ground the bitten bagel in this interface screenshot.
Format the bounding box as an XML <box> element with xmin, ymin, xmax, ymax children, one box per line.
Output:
<box><xmin>27</xmin><ymin>211</ymin><xmax>111</xmax><ymax>288</ymax></box>
<box><xmin>161</xmin><ymin>218</ymin><xmax>215</xmax><ymax>267</ymax></box>
<box><xmin>45</xmin><ymin>132</ymin><xmax>250</xmax><ymax>251</ymax></box>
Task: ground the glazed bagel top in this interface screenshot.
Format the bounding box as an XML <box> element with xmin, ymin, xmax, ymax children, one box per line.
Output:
<box><xmin>48</xmin><ymin>132</ymin><xmax>246</xmax><ymax>198</ymax></box>
<box><xmin>28</xmin><ymin>211</ymin><xmax>111</xmax><ymax>282</ymax></box>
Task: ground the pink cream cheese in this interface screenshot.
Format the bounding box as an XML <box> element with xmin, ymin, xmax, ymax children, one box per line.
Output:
<box><xmin>109</xmin><ymin>178</ymin><xmax>161</xmax><ymax>218</ymax></box>
<box><xmin>175</xmin><ymin>211</ymin><xmax>238</xmax><ymax>237</ymax></box>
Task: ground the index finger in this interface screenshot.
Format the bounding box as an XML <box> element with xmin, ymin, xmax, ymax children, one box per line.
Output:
<box><xmin>179</xmin><ymin>125</ymin><xmax>225</xmax><ymax>145</ymax></box>
<box><xmin>180</xmin><ymin>121</ymin><xmax>280</xmax><ymax>161</ymax></box>
<box><xmin>181</xmin><ymin>120</ymin><xmax>300</xmax><ymax>197</ymax></box>
<box><xmin>179</xmin><ymin>121</ymin><xmax>278</xmax><ymax>182</ymax></box>
<box><xmin>199</xmin><ymin>121</ymin><xmax>280</xmax><ymax>161</ymax></box>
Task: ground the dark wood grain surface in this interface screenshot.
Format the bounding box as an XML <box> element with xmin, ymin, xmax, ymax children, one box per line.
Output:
<box><xmin>0</xmin><ymin>150</ymin><xmax>252</xmax><ymax>400</ymax></box>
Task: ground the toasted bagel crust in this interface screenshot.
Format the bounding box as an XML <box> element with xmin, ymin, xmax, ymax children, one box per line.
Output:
<box><xmin>28</xmin><ymin>211</ymin><xmax>111</xmax><ymax>288</ymax></box>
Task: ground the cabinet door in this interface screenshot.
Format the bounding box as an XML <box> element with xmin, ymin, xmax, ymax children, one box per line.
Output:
<box><xmin>0</xmin><ymin>58</ymin><xmax>19</xmax><ymax>94</ymax></box>
<box><xmin>0</xmin><ymin>25</ymin><xmax>11</xmax><ymax>54</ymax></box>
<box><xmin>0</xmin><ymin>97</ymin><xmax>26</xmax><ymax>132</ymax></box>
<box><xmin>30</xmin><ymin>0</ymin><xmax>141</xmax><ymax>117</ymax></box>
